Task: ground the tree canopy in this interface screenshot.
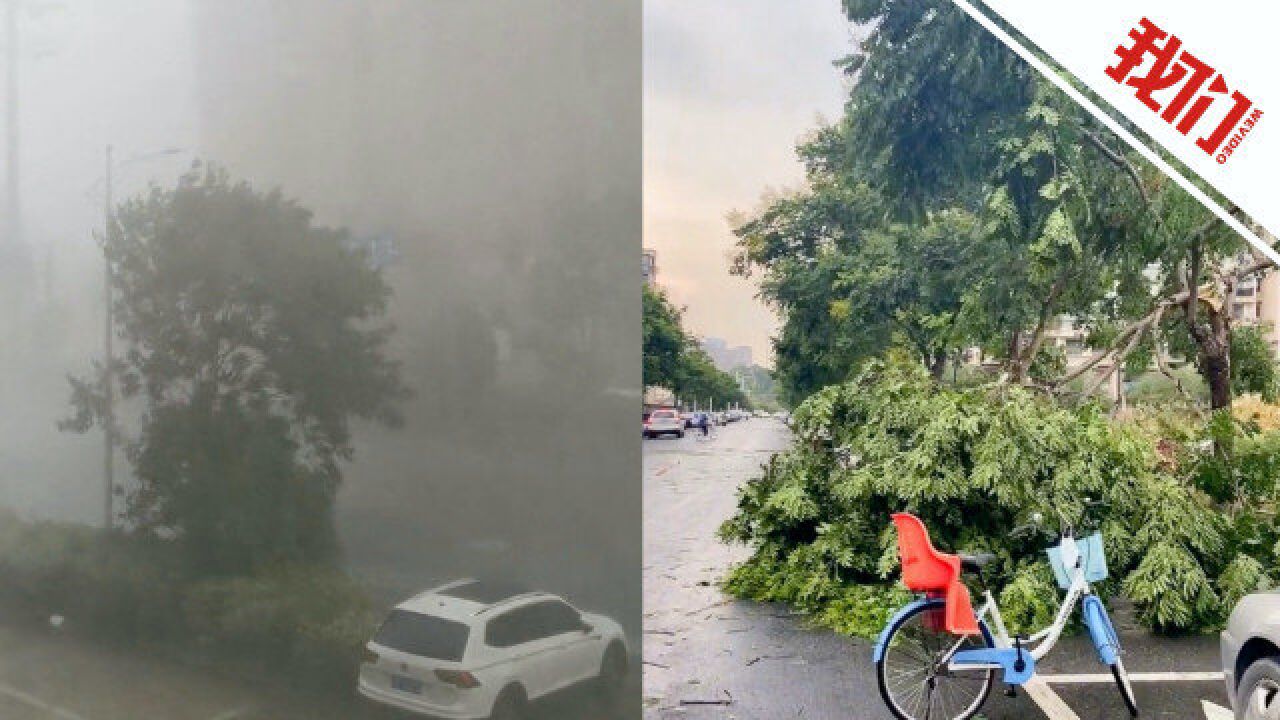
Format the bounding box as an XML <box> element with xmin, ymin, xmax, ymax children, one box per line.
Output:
<box><xmin>64</xmin><ymin>165</ymin><xmax>407</xmax><ymax>574</ymax></box>
<box><xmin>734</xmin><ymin>0</ymin><xmax>1268</xmax><ymax>412</ymax></box>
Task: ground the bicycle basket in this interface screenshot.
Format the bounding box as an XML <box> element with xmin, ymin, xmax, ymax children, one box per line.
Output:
<box><xmin>1046</xmin><ymin>532</ymin><xmax>1108</xmax><ymax>589</ymax></box>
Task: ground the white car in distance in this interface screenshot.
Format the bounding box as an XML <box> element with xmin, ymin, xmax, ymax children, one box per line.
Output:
<box><xmin>358</xmin><ymin>580</ymin><xmax>628</xmax><ymax>719</ymax></box>
<box><xmin>643</xmin><ymin>408</ymin><xmax>685</xmax><ymax>439</ymax></box>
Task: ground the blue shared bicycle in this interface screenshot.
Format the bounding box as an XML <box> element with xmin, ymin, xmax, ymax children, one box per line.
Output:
<box><xmin>874</xmin><ymin>512</ymin><xmax>1137</xmax><ymax>720</ymax></box>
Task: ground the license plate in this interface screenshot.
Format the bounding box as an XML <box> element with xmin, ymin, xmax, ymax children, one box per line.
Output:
<box><xmin>391</xmin><ymin>674</ymin><xmax>423</xmax><ymax>694</ymax></box>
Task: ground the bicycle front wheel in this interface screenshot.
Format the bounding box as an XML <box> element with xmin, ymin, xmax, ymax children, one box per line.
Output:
<box><xmin>1111</xmin><ymin>658</ymin><xmax>1138</xmax><ymax>717</ymax></box>
<box><xmin>876</xmin><ymin>599</ymin><xmax>995</xmax><ymax>720</ymax></box>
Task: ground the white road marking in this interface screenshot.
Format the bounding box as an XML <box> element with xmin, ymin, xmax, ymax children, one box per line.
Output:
<box><xmin>1041</xmin><ymin>671</ymin><xmax>1224</xmax><ymax>684</ymax></box>
<box><xmin>0</xmin><ymin>683</ymin><xmax>90</xmax><ymax>720</ymax></box>
<box><xmin>1024</xmin><ymin>677</ymin><xmax>1081</xmax><ymax>720</ymax></box>
<box><xmin>1029</xmin><ymin>671</ymin><xmax>1229</xmax><ymax>720</ymax></box>
<box><xmin>1203</xmin><ymin>699</ymin><xmax>1233</xmax><ymax>720</ymax></box>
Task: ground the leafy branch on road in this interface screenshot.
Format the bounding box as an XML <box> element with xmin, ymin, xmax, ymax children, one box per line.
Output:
<box><xmin>720</xmin><ymin>359</ymin><xmax>1277</xmax><ymax>635</ymax></box>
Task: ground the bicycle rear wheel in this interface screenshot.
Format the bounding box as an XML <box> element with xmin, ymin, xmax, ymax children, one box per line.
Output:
<box><xmin>876</xmin><ymin>599</ymin><xmax>995</xmax><ymax>720</ymax></box>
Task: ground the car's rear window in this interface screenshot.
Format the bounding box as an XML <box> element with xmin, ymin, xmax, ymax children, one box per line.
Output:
<box><xmin>652</xmin><ymin>411</ymin><xmax>677</xmax><ymax>418</ymax></box>
<box><xmin>373</xmin><ymin>609</ymin><xmax>470</xmax><ymax>661</ymax></box>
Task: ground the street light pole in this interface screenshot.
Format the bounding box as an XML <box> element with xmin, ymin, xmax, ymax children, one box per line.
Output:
<box><xmin>90</xmin><ymin>144</ymin><xmax>185</xmax><ymax>530</ymax></box>
<box><xmin>102</xmin><ymin>144</ymin><xmax>114</xmax><ymax>530</ymax></box>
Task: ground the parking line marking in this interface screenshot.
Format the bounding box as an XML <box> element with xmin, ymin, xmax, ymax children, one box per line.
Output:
<box><xmin>1024</xmin><ymin>677</ymin><xmax>1081</xmax><ymax>720</ymax></box>
<box><xmin>1203</xmin><ymin>700</ymin><xmax>1233</xmax><ymax>719</ymax></box>
<box><xmin>0</xmin><ymin>683</ymin><xmax>90</xmax><ymax>720</ymax></box>
<box><xmin>1021</xmin><ymin>671</ymin><xmax>1226</xmax><ymax>719</ymax></box>
<box><xmin>1041</xmin><ymin>671</ymin><xmax>1224</xmax><ymax>683</ymax></box>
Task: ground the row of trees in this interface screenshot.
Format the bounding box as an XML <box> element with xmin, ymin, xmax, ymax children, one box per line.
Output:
<box><xmin>643</xmin><ymin>284</ymin><xmax>749</xmax><ymax>409</ymax></box>
<box><xmin>733</xmin><ymin>0</ymin><xmax>1275</xmax><ymax>412</ymax></box>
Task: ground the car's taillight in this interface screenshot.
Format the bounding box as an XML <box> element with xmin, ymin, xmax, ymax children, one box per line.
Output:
<box><xmin>435</xmin><ymin>669</ymin><xmax>481</xmax><ymax>688</ymax></box>
<box><xmin>361</xmin><ymin>647</ymin><xmax>379</xmax><ymax>664</ymax></box>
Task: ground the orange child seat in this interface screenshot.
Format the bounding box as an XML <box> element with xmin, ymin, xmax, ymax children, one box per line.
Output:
<box><xmin>891</xmin><ymin>513</ymin><xmax>981</xmax><ymax>636</ymax></box>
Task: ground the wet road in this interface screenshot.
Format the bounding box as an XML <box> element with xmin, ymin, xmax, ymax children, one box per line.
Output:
<box><xmin>643</xmin><ymin>418</ymin><xmax>1229</xmax><ymax>720</ymax></box>
<box><xmin>0</xmin><ymin>617</ymin><xmax>636</xmax><ymax>719</ymax></box>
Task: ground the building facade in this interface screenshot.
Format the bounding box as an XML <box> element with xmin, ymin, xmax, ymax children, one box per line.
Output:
<box><xmin>1231</xmin><ymin>268</ymin><xmax>1280</xmax><ymax>355</ymax></box>
<box><xmin>701</xmin><ymin>336</ymin><xmax>752</xmax><ymax>372</ymax></box>
<box><xmin>643</xmin><ymin>248</ymin><xmax>657</xmax><ymax>287</ymax></box>
<box><xmin>1017</xmin><ymin>264</ymin><xmax>1280</xmax><ymax>402</ymax></box>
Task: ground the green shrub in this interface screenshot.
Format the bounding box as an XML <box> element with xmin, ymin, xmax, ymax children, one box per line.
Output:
<box><xmin>1232</xmin><ymin>325</ymin><xmax>1279</xmax><ymax>402</ymax></box>
<box><xmin>0</xmin><ymin>510</ymin><xmax>376</xmax><ymax>691</ymax></box>
<box><xmin>720</xmin><ymin>357</ymin><xmax>1245</xmax><ymax>635</ymax></box>
<box><xmin>184</xmin><ymin>567</ymin><xmax>378</xmax><ymax>688</ymax></box>
<box><xmin>1126</xmin><ymin>367</ymin><xmax>1207</xmax><ymax>406</ymax></box>
<box><xmin>0</xmin><ymin>512</ymin><xmax>184</xmax><ymax>643</ymax></box>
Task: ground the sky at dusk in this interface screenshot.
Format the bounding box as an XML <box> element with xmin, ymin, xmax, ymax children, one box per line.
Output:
<box><xmin>643</xmin><ymin>0</ymin><xmax>858</xmax><ymax>367</ymax></box>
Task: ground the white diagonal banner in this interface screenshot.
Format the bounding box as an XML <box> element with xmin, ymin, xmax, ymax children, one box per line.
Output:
<box><xmin>955</xmin><ymin>0</ymin><xmax>1280</xmax><ymax>268</ymax></box>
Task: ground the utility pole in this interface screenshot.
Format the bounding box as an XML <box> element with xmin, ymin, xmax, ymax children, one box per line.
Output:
<box><xmin>4</xmin><ymin>0</ymin><xmax>20</xmax><ymax>265</ymax></box>
<box><xmin>89</xmin><ymin>144</ymin><xmax>185</xmax><ymax>530</ymax></box>
<box><xmin>102</xmin><ymin>144</ymin><xmax>114</xmax><ymax>530</ymax></box>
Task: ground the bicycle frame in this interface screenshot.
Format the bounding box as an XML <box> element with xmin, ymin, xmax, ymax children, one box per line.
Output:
<box><xmin>875</xmin><ymin>528</ymin><xmax>1136</xmax><ymax>718</ymax></box>
<box><xmin>942</xmin><ymin>535</ymin><xmax>1091</xmax><ymax>671</ymax></box>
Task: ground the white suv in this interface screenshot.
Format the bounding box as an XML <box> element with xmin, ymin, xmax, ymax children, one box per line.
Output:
<box><xmin>358</xmin><ymin>580</ymin><xmax>628</xmax><ymax>719</ymax></box>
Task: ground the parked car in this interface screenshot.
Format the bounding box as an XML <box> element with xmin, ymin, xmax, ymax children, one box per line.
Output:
<box><xmin>643</xmin><ymin>408</ymin><xmax>684</xmax><ymax>439</ymax></box>
<box><xmin>679</xmin><ymin>411</ymin><xmax>696</xmax><ymax>429</ymax></box>
<box><xmin>359</xmin><ymin>579</ymin><xmax>628</xmax><ymax>720</ymax></box>
<box><xmin>1222</xmin><ymin>590</ymin><xmax>1280</xmax><ymax>718</ymax></box>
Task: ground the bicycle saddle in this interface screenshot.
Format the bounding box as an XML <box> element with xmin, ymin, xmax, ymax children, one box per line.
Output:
<box><xmin>960</xmin><ymin>552</ymin><xmax>997</xmax><ymax>573</ymax></box>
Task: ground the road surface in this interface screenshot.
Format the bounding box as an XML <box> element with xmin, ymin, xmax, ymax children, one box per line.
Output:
<box><xmin>0</xmin><ymin>616</ymin><xmax>635</xmax><ymax>719</ymax></box>
<box><xmin>643</xmin><ymin>418</ymin><xmax>1230</xmax><ymax>720</ymax></box>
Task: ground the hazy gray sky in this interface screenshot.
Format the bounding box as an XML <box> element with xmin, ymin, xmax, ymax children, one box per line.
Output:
<box><xmin>1</xmin><ymin>0</ymin><xmax>197</xmax><ymax>522</ymax></box>
<box><xmin>644</xmin><ymin>0</ymin><xmax>857</xmax><ymax>367</ymax></box>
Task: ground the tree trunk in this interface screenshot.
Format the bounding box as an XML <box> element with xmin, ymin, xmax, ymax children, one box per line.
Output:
<box><xmin>1006</xmin><ymin>330</ymin><xmax>1022</xmax><ymax>382</ymax></box>
<box><xmin>1186</xmin><ymin>298</ymin><xmax>1233</xmax><ymax>413</ymax></box>
<box><xmin>1203</xmin><ymin>346</ymin><xmax>1232</xmax><ymax>411</ymax></box>
<box><xmin>1180</xmin><ymin>241</ymin><xmax>1233</xmax><ymax>414</ymax></box>
<box><xmin>928</xmin><ymin>350</ymin><xmax>947</xmax><ymax>382</ymax></box>
<box><xmin>1014</xmin><ymin>276</ymin><xmax>1068</xmax><ymax>385</ymax></box>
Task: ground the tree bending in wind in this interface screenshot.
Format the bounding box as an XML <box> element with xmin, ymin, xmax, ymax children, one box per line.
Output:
<box><xmin>63</xmin><ymin>164</ymin><xmax>408</xmax><ymax>575</ymax></box>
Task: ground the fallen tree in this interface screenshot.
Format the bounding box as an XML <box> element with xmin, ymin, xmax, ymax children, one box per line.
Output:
<box><xmin>720</xmin><ymin>357</ymin><xmax>1277</xmax><ymax>636</ymax></box>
